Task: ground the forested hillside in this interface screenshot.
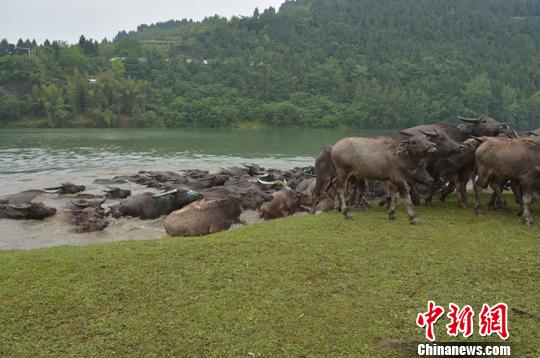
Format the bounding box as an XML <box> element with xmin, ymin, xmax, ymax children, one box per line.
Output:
<box><xmin>1</xmin><ymin>0</ymin><xmax>539</xmax><ymax>128</ymax></box>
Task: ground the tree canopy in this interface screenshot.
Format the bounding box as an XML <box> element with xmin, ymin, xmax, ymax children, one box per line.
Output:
<box><xmin>1</xmin><ymin>0</ymin><xmax>539</xmax><ymax>129</ymax></box>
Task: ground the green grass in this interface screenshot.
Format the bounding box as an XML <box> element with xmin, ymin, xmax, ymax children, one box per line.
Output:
<box><xmin>0</xmin><ymin>195</ymin><xmax>539</xmax><ymax>356</ymax></box>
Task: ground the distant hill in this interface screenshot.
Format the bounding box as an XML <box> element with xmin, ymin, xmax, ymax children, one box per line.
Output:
<box><xmin>1</xmin><ymin>0</ymin><xmax>539</xmax><ymax>128</ymax></box>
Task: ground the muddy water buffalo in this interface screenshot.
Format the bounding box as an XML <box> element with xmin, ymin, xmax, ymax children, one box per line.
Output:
<box><xmin>164</xmin><ymin>196</ymin><xmax>243</xmax><ymax>237</ymax></box>
<box><xmin>396</xmin><ymin>125</ymin><xmax>463</xmax><ymax>207</ymax></box>
<box><xmin>44</xmin><ymin>183</ymin><xmax>86</xmax><ymax>194</ymax></box>
<box><xmin>437</xmin><ymin>138</ymin><xmax>482</xmax><ymax>208</ymax></box>
<box><xmin>0</xmin><ymin>202</ymin><xmax>56</xmax><ymax>220</ymax></box>
<box><xmin>202</xmin><ymin>186</ymin><xmax>271</xmax><ymax>211</ymax></box>
<box><xmin>310</xmin><ymin>145</ymin><xmax>368</xmax><ymax>213</ymax></box>
<box><xmin>474</xmin><ymin>137</ymin><xmax>540</xmax><ymax>225</ymax></box>
<box><xmin>331</xmin><ymin>133</ymin><xmax>436</xmax><ymax>224</ymax></box>
<box><xmin>112</xmin><ymin>188</ymin><xmax>202</xmax><ymax>219</ymax></box>
<box><xmin>104</xmin><ymin>187</ymin><xmax>131</xmax><ymax>199</ymax></box>
<box><xmin>1</xmin><ymin>190</ymin><xmax>46</xmax><ymax>204</ymax></box>
<box><xmin>260</xmin><ymin>189</ymin><xmax>310</xmax><ymax>220</ymax></box>
<box><xmin>60</xmin><ymin>199</ymin><xmax>109</xmax><ymax>233</ymax></box>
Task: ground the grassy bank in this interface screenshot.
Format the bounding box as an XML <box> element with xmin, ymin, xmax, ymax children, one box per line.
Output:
<box><xmin>0</xmin><ymin>196</ymin><xmax>538</xmax><ymax>356</ymax></box>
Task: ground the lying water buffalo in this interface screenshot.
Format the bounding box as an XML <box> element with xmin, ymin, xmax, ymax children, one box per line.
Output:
<box><xmin>104</xmin><ymin>187</ymin><xmax>131</xmax><ymax>199</ymax></box>
<box><xmin>60</xmin><ymin>198</ymin><xmax>109</xmax><ymax>233</ymax></box>
<box><xmin>111</xmin><ymin>188</ymin><xmax>203</xmax><ymax>219</ymax></box>
<box><xmin>331</xmin><ymin>133</ymin><xmax>436</xmax><ymax>224</ymax></box>
<box><xmin>1</xmin><ymin>189</ymin><xmax>45</xmax><ymax>204</ymax></box>
<box><xmin>44</xmin><ymin>183</ymin><xmax>86</xmax><ymax>194</ymax></box>
<box><xmin>474</xmin><ymin>136</ymin><xmax>540</xmax><ymax>225</ymax></box>
<box><xmin>202</xmin><ymin>185</ymin><xmax>271</xmax><ymax>210</ymax></box>
<box><xmin>0</xmin><ymin>201</ymin><xmax>57</xmax><ymax>220</ymax></box>
<box><xmin>164</xmin><ymin>196</ymin><xmax>243</xmax><ymax>237</ymax></box>
<box><xmin>260</xmin><ymin>189</ymin><xmax>310</xmax><ymax>220</ymax></box>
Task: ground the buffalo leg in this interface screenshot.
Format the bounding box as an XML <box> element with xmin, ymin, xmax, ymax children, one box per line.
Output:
<box><xmin>488</xmin><ymin>180</ymin><xmax>505</xmax><ymax>211</ymax></box>
<box><xmin>456</xmin><ymin>176</ymin><xmax>469</xmax><ymax>208</ymax></box>
<box><xmin>335</xmin><ymin>171</ymin><xmax>352</xmax><ymax>220</ymax></box>
<box><xmin>510</xmin><ymin>181</ymin><xmax>523</xmax><ymax>216</ymax></box>
<box><xmin>520</xmin><ymin>179</ymin><xmax>534</xmax><ymax>226</ymax></box>
<box><xmin>521</xmin><ymin>190</ymin><xmax>534</xmax><ymax>226</ymax></box>
<box><xmin>386</xmin><ymin>183</ymin><xmax>397</xmax><ymax>220</ymax></box>
<box><xmin>440</xmin><ymin>180</ymin><xmax>455</xmax><ymax>202</ymax></box>
<box><xmin>311</xmin><ymin>176</ymin><xmax>330</xmax><ymax>214</ymax></box>
<box><xmin>474</xmin><ymin>169</ymin><xmax>491</xmax><ymax>215</ymax></box>
<box><xmin>425</xmin><ymin>177</ymin><xmax>443</xmax><ymax>208</ymax></box>
<box><xmin>394</xmin><ymin>181</ymin><xmax>419</xmax><ymax>225</ymax></box>
<box><xmin>409</xmin><ymin>182</ymin><xmax>420</xmax><ymax>206</ymax></box>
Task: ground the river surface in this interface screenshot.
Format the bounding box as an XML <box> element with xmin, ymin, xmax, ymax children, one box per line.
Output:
<box><xmin>0</xmin><ymin>128</ymin><xmax>382</xmax><ymax>250</ymax></box>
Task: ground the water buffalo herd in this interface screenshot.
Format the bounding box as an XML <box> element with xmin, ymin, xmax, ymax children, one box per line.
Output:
<box><xmin>1</xmin><ymin>115</ymin><xmax>538</xmax><ymax>240</ymax></box>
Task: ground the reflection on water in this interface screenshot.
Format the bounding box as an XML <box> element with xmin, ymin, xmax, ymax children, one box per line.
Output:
<box><xmin>0</xmin><ymin>128</ymin><xmax>383</xmax><ymax>250</ymax></box>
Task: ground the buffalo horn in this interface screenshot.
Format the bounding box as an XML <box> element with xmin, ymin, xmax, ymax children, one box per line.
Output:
<box><xmin>529</xmin><ymin>131</ymin><xmax>539</xmax><ymax>136</ymax></box>
<box><xmin>419</xmin><ymin>129</ymin><xmax>438</xmax><ymax>137</ymax></box>
<box><xmin>399</xmin><ymin>130</ymin><xmax>413</xmax><ymax>136</ymax></box>
<box><xmin>152</xmin><ymin>189</ymin><xmax>179</xmax><ymax>198</ymax></box>
<box><xmin>71</xmin><ymin>199</ymin><xmax>89</xmax><ymax>208</ymax></box>
<box><xmin>44</xmin><ymin>186</ymin><xmax>63</xmax><ymax>191</ymax></box>
<box><xmin>9</xmin><ymin>203</ymin><xmax>32</xmax><ymax>210</ymax></box>
<box><xmin>469</xmin><ymin>136</ymin><xmax>486</xmax><ymax>143</ymax></box>
<box><xmin>457</xmin><ymin>116</ymin><xmax>479</xmax><ymax>123</ymax></box>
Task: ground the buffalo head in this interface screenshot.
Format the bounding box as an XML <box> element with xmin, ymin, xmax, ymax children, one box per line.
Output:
<box><xmin>44</xmin><ymin>183</ymin><xmax>86</xmax><ymax>194</ymax></box>
<box><xmin>4</xmin><ymin>202</ymin><xmax>57</xmax><ymax>220</ymax></box>
<box><xmin>398</xmin><ymin>132</ymin><xmax>437</xmax><ymax>158</ymax></box>
<box><xmin>458</xmin><ymin>115</ymin><xmax>503</xmax><ymax>137</ymax></box>
<box><xmin>418</xmin><ymin>129</ymin><xmax>462</xmax><ymax>155</ymax></box>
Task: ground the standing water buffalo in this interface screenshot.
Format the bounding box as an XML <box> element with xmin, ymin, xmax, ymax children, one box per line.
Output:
<box><xmin>474</xmin><ymin>136</ymin><xmax>540</xmax><ymax>225</ymax></box>
<box><xmin>331</xmin><ymin>133</ymin><xmax>436</xmax><ymax>224</ymax></box>
<box><xmin>111</xmin><ymin>188</ymin><xmax>203</xmax><ymax>219</ymax></box>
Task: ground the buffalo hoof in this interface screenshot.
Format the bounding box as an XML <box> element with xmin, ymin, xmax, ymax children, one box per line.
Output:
<box><xmin>410</xmin><ymin>218</ymin><xmax>421</xmax><ymax>225</ymax></box>
<box><xmin>459</xmin><ymin>202</ymin><xmax>469</xmax><ymax>209</ymax></box>
<box><xmin>425</xmin><ymin>201</ymin><xmax>433</xmax><ymax>208</ymax></box>
<box><xmin>475</xmin><ymin>208</ymin><xmax>482</xmax><ymax>216</ymax></box>
<box><xmin>388</xmin><ymin>212</ymin><xmax>396</xmax><ymax>220</ymax></box>
<box><xmin>523</xmin><ymin>217</ymin><xmax>534</xmax><ymax>226</ymax></box>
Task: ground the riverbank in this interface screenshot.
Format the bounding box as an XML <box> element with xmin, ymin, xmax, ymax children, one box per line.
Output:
<box><xmin>0</xmin><ymin>195</ymin><xmax>538</xmax><ymax>356</ymax></box>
